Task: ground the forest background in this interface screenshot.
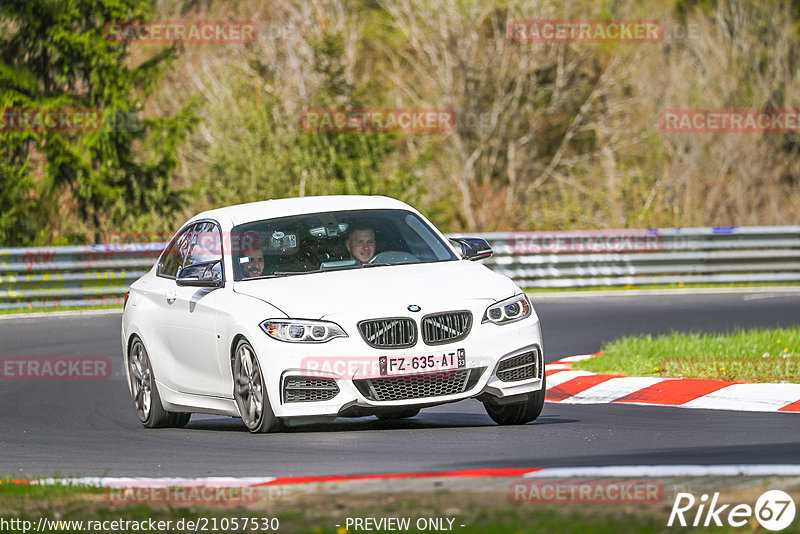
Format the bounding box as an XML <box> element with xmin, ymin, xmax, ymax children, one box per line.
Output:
<box><xmin>2</xmin><ymin>0</ymin><xmax>799</xmax><ymax>246</ymax></box>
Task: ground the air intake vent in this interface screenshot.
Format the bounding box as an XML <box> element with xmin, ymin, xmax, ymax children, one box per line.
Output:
<box><xmin>421</xmin><ymin>311</ymin><xmax>472</xmax><ymax>345</ymax></box>
<box><xmin>283</xmin><ymin>376</ymin><xmax>339</xmax><ymax>403</ymax></box>
<box><xmin>496</xmin><ymin>349</ymin><xmax>540</xmax><ymax>382</ymax></box>
<box><xmin>358</xmin><ymin>318</ymin><xmax>417</xmax><ymax>349</ymax></box>
<box><xmin>353</xmin><ymin>368</ymin><xmax>484</xmax><ymax>401</ymax></box>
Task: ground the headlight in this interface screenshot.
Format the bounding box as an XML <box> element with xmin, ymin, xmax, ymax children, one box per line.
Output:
<box><xmin>482</xmin><ymin>294</ymin><xmax>532</xmax><ymax>325</ymax></box>
<box><xmin>260</xmin><ymin>319</ymin><xmax>347</xmax><ymax>343</ymax></box>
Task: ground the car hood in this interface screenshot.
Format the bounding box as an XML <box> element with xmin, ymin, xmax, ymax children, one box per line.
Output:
<box><xmin>233</xmin><ymin>260</ymin><xmax>518</xmax><ymax>319</ymax></box>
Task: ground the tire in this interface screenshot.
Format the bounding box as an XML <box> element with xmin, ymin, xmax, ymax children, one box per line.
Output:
<box><xmin>128</xmin><ymin>338</ymin><xmax>191</xmax><ymax>428</ymax></box>
<box><xmin>484</xmin><ymin>374</ymin><xmax>546</xmax><ymax>425</ymax></box>
<box><xmin>233</xmin><ymin>339</ymin><xmax>282</xmax><ymax>433</ymax></box>
<box><xmin>376</xmin><ymin>408</ymin><xmax>420</xmax><ymax>420</ymax></box>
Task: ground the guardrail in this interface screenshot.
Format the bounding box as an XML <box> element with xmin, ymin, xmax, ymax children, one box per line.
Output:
<box><xmin>0</xmin><ymin>244</ymin><xmax>163</xmax><ymax>310</ymax></box>
<box><xmin>1</xmin><ymin>226</ymin><xmax>799</xmax><ymax>310</ymax></box>
<box><xmin>476</xmin><ymin>226</ymin><xmax>800</xmax><ymax>289</ymax></box>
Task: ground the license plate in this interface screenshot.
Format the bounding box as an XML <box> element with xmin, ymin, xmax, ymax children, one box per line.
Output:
<box><xmin>379</xmin><ymin>348</ymin><xmax>466</xmax><ymax>377</ymax></box>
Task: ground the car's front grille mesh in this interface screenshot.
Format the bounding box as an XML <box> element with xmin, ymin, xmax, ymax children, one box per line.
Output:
<box><xmin>283</xmin><ymin>376</ymin><xmax>339</xmax><ymax>403</ymax></box>
<box><xmin>358</xmin><ymin>318</ymin><xmax>417</xmax><ymax>349</ymax></box>
<box><xmin>421</xmin><ymin>311</ymin><xmax>472</xmax><ymax>345</ymax></box>
<box><xmin>496</xmin><ymin>350</ymin><xmax>539</xmax><ymax>382</ymax></box>
<box><xmin>355</xmin><ymin>369</ymin><xmax>473</xmax><ymax>401</ymax></box>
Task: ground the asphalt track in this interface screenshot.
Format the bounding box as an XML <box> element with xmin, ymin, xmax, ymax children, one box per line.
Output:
<box><xmin>1</xmin><ymin>291</ymin><xmax>799</xmax><ymax>478</ymax></box>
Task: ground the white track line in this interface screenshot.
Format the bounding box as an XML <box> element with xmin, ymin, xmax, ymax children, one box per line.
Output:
<box><xmin>33</xmin><ymin>477</ymin><xmax>276</xmax><ymax>487</ymax></box>
<box><xmin>0</xmin><ymin>309</ymin><xmax>122</xmax><ymax>321</ymax></box>
<box><xmin>562</xmin><ymin>377</ymin><xmax>665</xmax><ymax>404</ymax></box>
<box><xmin>682</xmin><ymin>383</ymin><xmax>800</xmax><ymax>412</ymax></box>
<box><xmin>545</xmin><ymin>356</ymin><xmax>800</xmax><ymax>412</ymax></box>
<box><xmin>552</xmin><ymin>354</ymin><xmax>597</xmax><ymax>363</ymax></box>
<box><xmin>529</xmin><ymin>287</ymin><xmax>800</xmax><ymax>299</ymax></box>
<box><xmin>524</xmin><ymin>465</ymin><xmax>800</xmax><ymax>478</ymax></box>
<box><xmin>546</xmin><ymin>370</ymin><xmax>596</xmax><ymax>388</ymax></box>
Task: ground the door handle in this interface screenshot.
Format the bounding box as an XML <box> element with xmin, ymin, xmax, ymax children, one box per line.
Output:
<box><xmin>166</xmin><ymin>289</ymin><xmax>177</xmax><ymax>304</ymax></box>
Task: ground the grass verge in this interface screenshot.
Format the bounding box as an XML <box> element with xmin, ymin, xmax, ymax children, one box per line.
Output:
<box><xmin>0</xmin><ymin>304</ymin><xmax>122</xmax><ymax>316</ymax></box>
<box><xmin>579</xmin><ymin>327</ymin><xmax>800</xmax><ymax>382</ymax></box>
<box><xmin>524</xmin><ymin>281</ymin><xmax>800</xmax><ymax>293</ymax></box>
<box><xmin>0</xmin><ymin>482</ymin><xmax>782</xmax><ymax>534</ymax></box>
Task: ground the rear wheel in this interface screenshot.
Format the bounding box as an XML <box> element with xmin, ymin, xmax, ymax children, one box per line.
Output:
<box><xmin>128</xmin><ymin>338</ymin><xmax>190</xmax><ymax>428</ymax></box>
<box><xmin>233</xmin><ymin>339</ymin><xmax>282</xmax><ymax>433</ymax></box>
<box><xmin>484</xmin><ymin>374</ymin><xmax>546</xmax><ymax>425</ymax></box>
<box><xmin>376</xmin><ymin>408</ymin><xmax>420</xmax><ymax>420</ymax></box>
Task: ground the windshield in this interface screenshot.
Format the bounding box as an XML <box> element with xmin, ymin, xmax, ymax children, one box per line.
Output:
<box><xmin>231</xmin><ymin>209</ymin><xmax>458</xmax><ymax>281</ymax></box>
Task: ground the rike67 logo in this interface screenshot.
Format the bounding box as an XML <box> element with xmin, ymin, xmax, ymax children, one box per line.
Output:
<box><xmin>668</xmin><ymin>490</ymin><xmax>796</xmax><ymax>531</ymax></box>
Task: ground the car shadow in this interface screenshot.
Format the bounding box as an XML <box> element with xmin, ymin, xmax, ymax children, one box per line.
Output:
<box><xmin>183</xmin><ymin>413</ymin><xmax>576</xmax><ymax>434</ymax></box>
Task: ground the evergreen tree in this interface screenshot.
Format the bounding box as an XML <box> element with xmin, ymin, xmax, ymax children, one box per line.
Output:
<box><xmin>0</xmin><ymin>0</ymin><xmax>194</xmax><ymax>245</ymax></box>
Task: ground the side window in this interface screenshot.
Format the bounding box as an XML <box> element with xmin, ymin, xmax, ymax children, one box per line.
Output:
<box><xmin>185</xmin><ymin>221</ymin><xmax>223</xmax><ymax>268</ymax></box>
<box><xmin>158</xmin><ymin>221</ymin><xmax>223</xmax><ymax>278</ymax></box>
<box><xmin>158</xmin><ymin>226</ymin><xmax>194</xmax><ymax>278</ymax></box>
<box><xmin>399</xmin><ymin>213</ymin><xmax>453</xmax><ymax>261</ymax></box>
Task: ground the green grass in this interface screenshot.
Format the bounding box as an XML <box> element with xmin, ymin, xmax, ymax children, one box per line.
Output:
<box><xmin>0</xmin><ymin>480</ymin><xmax>103</xmax><ymax>497</ymax></box>
<box><xmin>579</xmin><ymin>327</ymin><xmax>800</xmax><ymax>382</ymax></box>
<box><xmin>524</xmin><ymin>281</ymin><xmax>800</xmax><ymax>293</ymax></box>
<box><xmin>0</xmin><ymin>507</ymin><xmax>671</xmax><ymax>534</ymax></box>
<box><xmin>0</xmin><ymin>304</ymin><xmax>121</xmax><ymax>315</ymax></box>
<box><xmin>0</xmin><ymin>483</ymin><xmax>772</xmax><ymax>534</ymax></box>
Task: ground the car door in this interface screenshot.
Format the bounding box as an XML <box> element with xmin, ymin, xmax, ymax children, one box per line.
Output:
<box><xmin>158</xmin><ymin>221</ymin><xmax>228</xmax><ymax>397</ymax></box>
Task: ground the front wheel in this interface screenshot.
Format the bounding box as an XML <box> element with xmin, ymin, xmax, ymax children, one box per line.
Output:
<box><xmin>128</xmin><ymin>338</ymin><xmax>190</xmax><ymax>428</ymax></box>
<box><xmin>233</xmin><ymin>339</ymin><xmax>282</xmax><ymax>433</ymax></box>
<box><xmin>484</xmin><ymin>374</ymin><xmax>546</xmax><ymax>425</ymax></box>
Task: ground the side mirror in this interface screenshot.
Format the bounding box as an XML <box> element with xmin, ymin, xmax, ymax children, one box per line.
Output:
<box><xmin>177</xmin><ymin>260</ymin><xmax>223</xmax><ymax>288</ymax></box>
<box><xmin>449</xmin><ymin>238</ymin><xmax>493</xmax><ymax>261</ymax></box>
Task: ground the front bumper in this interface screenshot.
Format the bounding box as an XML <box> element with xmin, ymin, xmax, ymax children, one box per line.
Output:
<box><xmin>256</xmin><ymin>315</ymin><xmax>545</xmax><ymax>418</ymax></box>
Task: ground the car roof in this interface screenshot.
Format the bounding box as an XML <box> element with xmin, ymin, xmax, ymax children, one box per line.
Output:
<box><xmin>189</xmin><ymin>195</ymin><xmax>417</xmax><ymax>227</ymax></box>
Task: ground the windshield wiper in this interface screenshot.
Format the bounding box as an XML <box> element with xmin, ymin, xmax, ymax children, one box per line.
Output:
<box><xmin>241</xmin><ymin>262</ymin><xmax>393</xmax><ymax>280</ymax></box>
<box><xmin>241</xmin><ymin>272</ymin><xmax>307</xmax><ymax>280</ymax></box>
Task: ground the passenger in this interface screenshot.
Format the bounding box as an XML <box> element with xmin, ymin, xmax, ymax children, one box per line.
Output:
<box><xmin>240</xmin><ymin>247</ymin><xmax>265</xmax><ymax>278</ymax></box>
<box><xmin>345</xmin><ymin>224</ymin><xmax>376</xmax><ymax>264</ymax></box>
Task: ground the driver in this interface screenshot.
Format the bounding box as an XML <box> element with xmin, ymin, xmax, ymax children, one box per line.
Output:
<box><xmin>240</xmin><ymin>247</ymin><xmax>265</xmax><ymax>278</ymax></box>
<box><xmin>345</xmin><ymin>224</ymin><xmax>376</xmax><ymax>264</ymax></box>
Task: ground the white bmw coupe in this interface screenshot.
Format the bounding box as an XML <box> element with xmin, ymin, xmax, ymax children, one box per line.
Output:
<box><xmin>121</xmin><ymin>195</ymin><xmax>545</xmax><ymax>433</ymax></box>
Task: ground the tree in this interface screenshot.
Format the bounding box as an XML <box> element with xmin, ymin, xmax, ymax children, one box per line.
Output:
<box><xmin>175</xmin><ymin>1</ymin><xmax>424</xmax><ymax>212</ymax></box>
<box><xmin>0</xmin><ymin>0</ymin><xmax>194</xmax><ymax>245</ymax></box>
